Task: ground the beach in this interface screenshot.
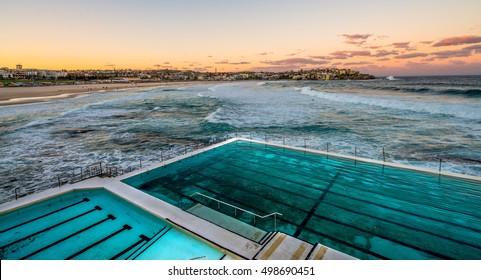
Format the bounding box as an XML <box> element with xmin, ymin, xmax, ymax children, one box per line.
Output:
<box><xmin>0</xmin><ymin>82</ymin><xmax>193</xmax><ymax>106</ymax></box>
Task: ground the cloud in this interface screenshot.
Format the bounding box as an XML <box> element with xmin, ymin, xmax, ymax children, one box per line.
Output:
<box><xmin>104</xmin><ymin>64</ymin><xmax>115</xmax><ymax>67</ymax></box>
<box><xmin>343</xmin><ymin>61</ymin><xmax>373</xmax><ymax>66</ymax></box>
<box><xmin>229</xmin><ymin>61</ymin><xmax>251</xmax><ymax>65</ymax></box>
<box><xmin>286</xmin><ymin>49</ymin><xmax>305</xmax><ymax>56</ymax></box>
<box><xmin>372</xmin><ymin>50</ymin><xmax>399</xmax><ymax>57</ymax></box>
<box><xmin>340</xmin><ymin>33</ymin><xmax>373</xmax><ymax>46</ymax></box>
<box><xmin>310</xmin><ymin>55</ymin><xmax>331</xmax><ymax>60</ymax></box>
<box><xmin>153</xmin><ymin>64</ymin><xmax>161</xmax><ymax>68</ymax></box>
<box><xmin>375</xmin><ymin>35</ymin><xmax>389</xmax><ymax>40</ymax></box>
<box><xmin>433</xmin><ymin>35</ymin><xmax>481</xmax><ymax>47</ymax></box>
<box><xmin>391</xmin><ymin>42</ymin><xmax>415</xmax><ymax>50</ymax></box>
<box><xmin>449</xmin><ymin>60</ymin><xmax>467</xmax><ymax>65</ymax></box>
<box><xmin>377</xmin><ymin>58</ymin><xmax>390</xmax><ymax>61</ymax></box>
<box><xmin>463</xmin><ymin>44</ymin><xmax>481</xmax><ymax>52</ymax></box>
<box><xmin>394</xmin><ymin>53</ymin><xmax>429</xmax><ymax>59</ymax></box>
<box><xmin>207</xmin><ymin>55</ymin><xmax>212</xmax><ymax>58</ymax></box>
<box><xmin>261</xmin><ymin>57</ymin><xmax>328</xmax><ymax>66</ymax></box>
<box><xmin>214</xmin><ymin>60</ymin><xmax>250</xmax><ymax>65</ymax></box>
<box><xmin>346</xmin><ymin>40</ymin><xmax>366</xmax><ymax>46</ymax></box>
<box><xmin>163</xmin><ymin>62</ymin><xmax>170</xmax><ymax>64</ymax></box>
<box><xmin>342</xmin><ymin>33</ymin><xmax>373</xmax><ymax>40</ymax></box>
<box><xmin>420</xmin><ymin>41</ymin><xmax>434</xmax><ymax>45</ymax></box>
<box><xmin>432</xmin><ymin>49</ymin><xmax>472</xmax><ymax>59</ymax></box>
<box><xmin>330</xmin><ymin>50</ymin><xmax>371</xmax><ymax>59</ymax></box>
<box><xmin>421</xmin><ymin>57</ymin><xmax>436</xmax><ymax>62</ymax></box>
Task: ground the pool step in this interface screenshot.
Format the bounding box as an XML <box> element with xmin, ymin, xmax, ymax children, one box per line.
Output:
<box><xmin>126</xmin><ymin>226</ymin><xmax>171</xmax><ymax>260</ymax></box>
<box><xmin>187</xmin><ymin>203</ymin><xmax>267</xmax><ymax>243</ymax></box>
<box><xmin>306</xmin><ymin>243</ymin><xmax>358</xmax><ymax>260</ymax></box>
<box><xmin>254</xmin><ymin>232</ymin><xmax>313</xmax><ymax>260</ymax></box>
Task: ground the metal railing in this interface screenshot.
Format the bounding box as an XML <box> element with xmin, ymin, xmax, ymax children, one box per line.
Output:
<box><xmin>232</xmin><ymin>132</ymin><xmax>481</xmax><ymax>176</ymax></box>
<box><xmin>190</xmin><ymin>192</ymin><xmax>283</xmax><ymax>231</ymax></box>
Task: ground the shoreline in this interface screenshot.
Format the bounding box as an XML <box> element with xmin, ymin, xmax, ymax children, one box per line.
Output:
<box><xmin>0</xmin><ymin>81</ymin><xmax>202</xmax><ymax>107</ymax></box>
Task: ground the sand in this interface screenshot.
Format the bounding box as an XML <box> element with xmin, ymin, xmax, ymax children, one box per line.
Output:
<box><xmin>0</xmin><ymin>82</ymin><xmax>195</xmax><ymax>106</ymax></box>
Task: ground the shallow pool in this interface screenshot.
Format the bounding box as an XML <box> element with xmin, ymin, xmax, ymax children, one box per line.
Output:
<box><xmin>0</xmin><ymin>189</ymin><xmax>226</xmax><ymax>260</ymax></box>
<box><xmin>123</xmin><ymin>140</ymin><xmax>481</xmax><ymax>260</ymax></box>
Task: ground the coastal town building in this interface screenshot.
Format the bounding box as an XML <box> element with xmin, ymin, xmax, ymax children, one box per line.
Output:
<box><xmin>0</xmin><ymin>65</ymin><xmax>375</xmax><ymax>87</ymax></box>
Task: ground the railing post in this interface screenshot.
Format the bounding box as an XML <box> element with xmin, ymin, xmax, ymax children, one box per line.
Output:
<box><xmin>382</xmin><ymin>147</ymin><xmax>386</xmax><ymax>162</ymax></box>
<box><xmin>161</xmin><ymin>151</ymin><xmax>163</xmax><ymax>162</ymax></box>
<box><xmin>80</xmin><ymin>167</ymin><xmax>83</xmax><ymax>179</ymax></box>
<box><xmin>274</xmin><ymin>214</ymin><xmax>277</xmax><ymax>231</ymax></box>
<box><xmin>58</xmin><ymin>176</ymin><xmax>61</xmax><ymax>187</ymax></box>
<box><xmin>439</xmin><ymin>158</ymin><xmax>442</xmax><ymax>173</ymax></box>
<box><xmin>304</xmin><ymin>138</ymin><xmax>307</xmax><ymax>149</ymax></box>
<box><xmin>139</xmin><ymin>159</ymin><xmax>142</xmax><ymax>169</ymax></box>
<box><xmin>326</xmin><ymin>143</ymin><xmax>329</xmax><ymax>160</ymax></box>
<box><xmin>354</xmin><ymin>147</ymin><xmax>357</xmax><ymax>165</ymax></box>
<box><xmin>15</xmin><ymin>188</ymin><xmax>19</xmax><ymax>200</ymax></box>
<box><xmin>100</xmin><ymin>162</ymin><xmax>103</xmax><ymax>175</ymax></box>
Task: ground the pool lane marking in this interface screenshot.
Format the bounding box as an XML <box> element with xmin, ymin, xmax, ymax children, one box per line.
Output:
<box><xmin>65</xmin><ymin>224</ymin><xmax>133</xmax><ymax>260</ymax></box>
<box><xmin>110</xmin><ymin>234</ymin><xmax>151</xmax><ymax>260</ymax></box>
<box><xmin>0</xmin><ymin>206</ymin><xmax>102</xmax><ymax>250</ymax></box>
<box><xmin>20</xmin><ymin>214</ymin><xmax>116</xmax><ymax>260</ymax></box>
<box><xmin>0</xmin><ymin>198</ymin><xmax>90</xmax><ymax>234</ymax></box>
<box><xmin>291</xmin><ymin>242</ymin><xmax>308</xmax><ymax>260</ymax></box>
<box><xmin>293</xmin><ymin>170</ymin><xmax>342</xmax><ymax>238</ymax></box>
<box><xmin>313</xmin><ymin>245</ymin><xmax>328</xmax><ymax>260</ymax></box>
<box><xmin>131</xmin><ymin>227</ymin><xmax>172</xmax><ymax>260</ymax></box>
<box><xmin>124</xmin><ymin>226</ymin><xmax>167</xmax><ymax>260</ymax></box>
<box><xmin>258</xmin><ymin>233</ymin><xmax>287</xmax><ymax>260</ymax></box>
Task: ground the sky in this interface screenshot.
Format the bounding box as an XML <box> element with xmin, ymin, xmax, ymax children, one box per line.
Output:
<box><xmin>1</xmin><ymin>0</ymin><xmax>481</xmax><ymax>76</ymax></box>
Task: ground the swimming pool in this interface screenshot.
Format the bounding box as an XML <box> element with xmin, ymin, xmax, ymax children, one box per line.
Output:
<box><xmin>123</xmin><ymin>139</ymin><xmax>481</xmax><ymax>260</ymax></box>
<box><xmin>0</xmin><ymin>189</ymin><xmax>226</xmax><ymax>260</ymax></box>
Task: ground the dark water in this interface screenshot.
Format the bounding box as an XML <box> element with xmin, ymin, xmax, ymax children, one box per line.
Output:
<box><xmin>0</xmin><ymin>76</ymin><xmax>480</xmax><ymax>202</ymax></box>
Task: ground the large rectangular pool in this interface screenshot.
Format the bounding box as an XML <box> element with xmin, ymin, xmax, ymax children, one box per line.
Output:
<box><xmin>123</xmin><ymin>139</ymin><xmax>481</xmax><ymax>260</ymax></box>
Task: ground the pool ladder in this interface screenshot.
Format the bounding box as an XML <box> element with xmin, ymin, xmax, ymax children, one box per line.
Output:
<box><xmin>190</xmin><ymin>192</ymin><xmax>283</xmax><ymax>231</ymax></box>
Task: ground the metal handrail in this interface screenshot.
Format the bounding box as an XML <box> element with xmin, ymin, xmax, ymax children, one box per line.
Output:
<box><xmin>190</xmin><ymin>255</ymin><xmax>208</xmax><ymax>260</ymax></box>
<box><xmin>190</xmin><ymin>192</ymin><xmax>282</xmax><ymax>231</ymax></box>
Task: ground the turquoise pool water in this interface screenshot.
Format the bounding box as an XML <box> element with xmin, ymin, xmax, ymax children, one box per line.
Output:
<box><xmin>0</xmin><ymin>189</ymin><xmax>225</xmax><ymax>260</ymax></box>
<box><xmin>123</xmin><ymin>140</ymin><xmax>481</xmax><ymax>260</ymax></box>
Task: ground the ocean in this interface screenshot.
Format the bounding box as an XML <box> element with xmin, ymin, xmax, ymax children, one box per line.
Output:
<box><xmin>0</xmin><ymin>76</ymin><xmax>480</xmax><ymax>202</ymax></box>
